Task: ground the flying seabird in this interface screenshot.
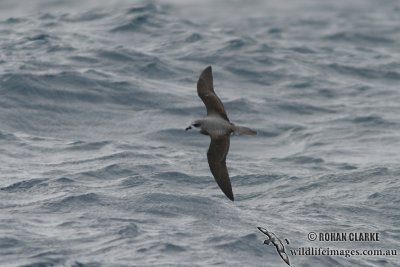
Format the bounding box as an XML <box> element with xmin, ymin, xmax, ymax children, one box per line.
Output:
<box><xmin>186</xmin><ymin>66</ymin><xmax>257</xmax><ymax>201</ymax></box>
<box><xmin>257</xmin><ymin>227</ymin><xmax>291</xmax><ymax>266</ymax></box>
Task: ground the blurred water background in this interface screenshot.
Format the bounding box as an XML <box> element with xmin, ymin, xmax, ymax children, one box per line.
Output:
<box><xmin>1</xmin><ymin>0</ymin><xmax>400</xmax><ymax>266</ymax></box>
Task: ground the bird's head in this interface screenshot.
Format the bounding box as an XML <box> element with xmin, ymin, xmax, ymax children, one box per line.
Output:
<box><xmin>185</xmin><ymin>120</ymin><xmax>202</xmax><ymax>131</ymax></box>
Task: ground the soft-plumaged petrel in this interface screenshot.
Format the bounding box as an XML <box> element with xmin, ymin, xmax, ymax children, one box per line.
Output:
<box><xmin>257</xmin><ymin>227</ymin><xmax>290</xmax><ymax>266</ymax></box>
<box><xmin>186</xmin><ymin>66</ymin><xmax>256</xmax><ymax>201</ymax></box>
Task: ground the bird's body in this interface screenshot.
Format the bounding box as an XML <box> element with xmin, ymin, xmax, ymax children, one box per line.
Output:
<box><xmin>186</xmin><ymin>66</ymin><xmax>256</xmax><ymax>201</ymax></box>
<box><xmin>196</xmin><ymin>116</ymin><xmax>233</xmax><ymax>136</ymax></box>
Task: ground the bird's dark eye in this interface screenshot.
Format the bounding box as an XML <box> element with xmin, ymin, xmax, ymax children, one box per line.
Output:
<box><xmin>193</xmin><ymin>123</ymin><xmax>200</xmax><ymax>127</ymax></box>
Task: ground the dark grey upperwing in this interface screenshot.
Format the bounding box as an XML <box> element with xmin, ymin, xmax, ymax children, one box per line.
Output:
<box><xmin>197</xmin><ymin>66</ymin><xmax>229</xmax><ymax>121</ymax></box>
<box><xmin>207</xmin><ymin>134</ymin><xmax>233</xmax><ymax>201</ymax></box>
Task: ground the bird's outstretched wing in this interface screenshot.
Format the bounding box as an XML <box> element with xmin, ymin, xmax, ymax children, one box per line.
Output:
<box><xmin>197</xmin><ymin>66</ymin><xmax>229</xmax><ymax>121</ymax></box>
<box><xmin>207</xmin><ymin>134</ymin><xmax>233</xmax><ymax>201</ymax></box>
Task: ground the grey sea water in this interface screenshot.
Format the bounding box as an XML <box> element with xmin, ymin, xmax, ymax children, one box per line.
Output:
<box><xmin>1</xmin><ymin>0</ymin><xmax>400</xmax><ymax>266</ymax></box>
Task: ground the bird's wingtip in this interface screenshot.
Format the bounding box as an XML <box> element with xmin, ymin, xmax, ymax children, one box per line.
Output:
<box><xmin>203</xmin><ymin>65</ymin><xmax>212</xmax><ymax>73</ymax></box>
<box><xmin>224</xmin><ymin>189</ymin><xmax>234</xmax><ymax>201</ymax></box>
<box><xmin>199</xmin><ymin>66</ymin><xmax>213</xmax><ymax>82</ymax></box>
<box><xmin>257</xmin><ymin>227</ymin><xmax>268</xmax><ymax>234</ymax></box>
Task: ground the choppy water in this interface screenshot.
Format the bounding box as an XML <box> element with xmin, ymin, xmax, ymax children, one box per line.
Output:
<box><xmin>1</xmin><ymin>0</ymin><xmax>400</xmax><ymax>266</ymax></box>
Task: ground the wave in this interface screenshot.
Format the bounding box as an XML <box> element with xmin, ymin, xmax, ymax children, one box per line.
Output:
<box><xmin>0</xmin><ymin>130</ymin><xmax>18</xmax><ymax>141</ymax></box>
<box><xmin>110</xmin><ymin>4</ymin><xmax>166</xmax><ymax>33</ymax></box>
<box><xmin>133</xmin><ymin>193</ymin><xmax>231</xmax><ymax>218</ymax></box>
<box><xmin>80</xmin><ymin>163</ymin><xmax>136</xmax><ymax>179</ymax></box>
<box><xmin>276</xmin><ymin>101</ymin><xmax>336</xmax><ymax>115</ymax></box>
<box><xmin>324</xmin><ymin>32</ymin><xmax>395</xmax><ymax>44</ymax></box>
<box><xmin>43</xmin><ymin>193</ymin><xmax>101</xmax><ymax>212</ymax></box>
<box><xmin>65</xmin><ymin>140</ymin><xmax>111</xmax><ymax>151</ymax></box>
<box><xmin>273</xmin><ymin>155</ymin><xmax>324</xmax><ymax>164</ymax></box>
<box><xmin>327</xmin><ymin>63</ymin><xmax>400</xmax><ymax>81</ymax></box>
<box><xmin>0</xmin><ymin>237</ymin><xmax>21</xmax><ymax>249</ymax></box>
<box><xmin>351</xmin><ymin>115</ymin><xmax>392</xmax><ymax>126</ymax></box>
<box><xmin>0</xmin><ymin>178</ymin><xmax>47</xmax><ymax>193</ymax></box>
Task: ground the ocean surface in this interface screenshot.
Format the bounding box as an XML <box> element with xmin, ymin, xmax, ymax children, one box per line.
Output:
<box><xmin>1</xmin><ymin>0</ymin><xmax>400</xmax><ymax>266</ymax></box>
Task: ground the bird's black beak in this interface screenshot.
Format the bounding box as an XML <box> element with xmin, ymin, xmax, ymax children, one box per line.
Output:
<box><xmin>185</xmin><ymin>126</ymin><xmax>192</xmax><ymax>131</ymax></box>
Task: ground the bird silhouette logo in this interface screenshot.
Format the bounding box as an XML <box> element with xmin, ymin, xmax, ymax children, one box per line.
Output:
<box><xmin>257</xmin><ymin>227</ymin><xmax>290</xmax><ymax>266</ymax></box>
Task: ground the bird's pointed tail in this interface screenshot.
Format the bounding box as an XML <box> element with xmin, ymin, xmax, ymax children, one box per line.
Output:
<box><xmin>233</xmin><ymin>125</ymin><xmax>257</xmax><ymax>136</ymax></box>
